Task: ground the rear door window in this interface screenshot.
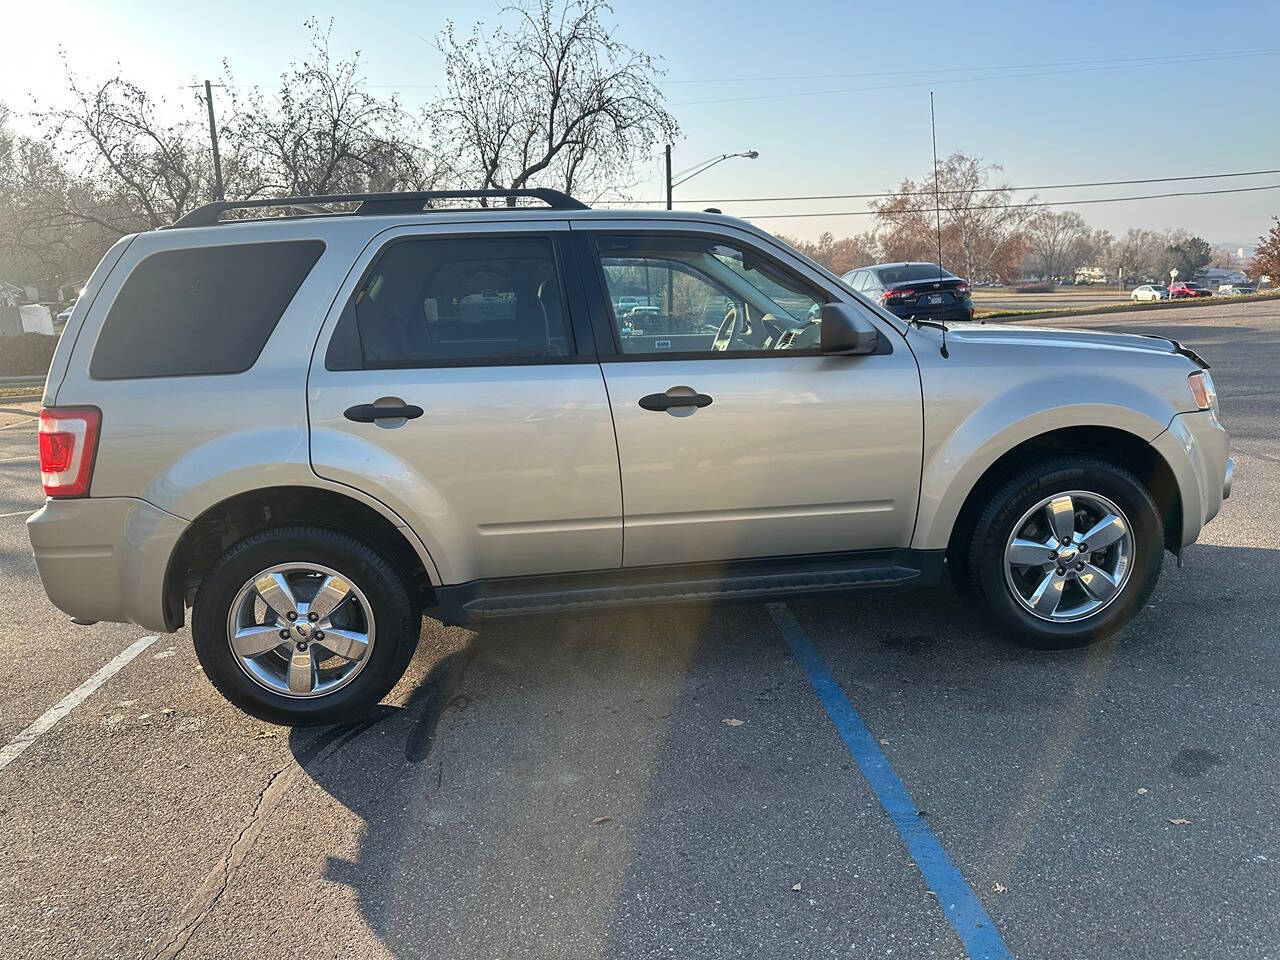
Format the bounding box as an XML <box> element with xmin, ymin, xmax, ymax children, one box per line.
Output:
<box><xmin>325</xmin><ymin>235</ymin><xmax>575</xmax><ymax>368</ymax></box>
<box><xmin>90</xmin><ymin>240</ymin><xmax>324</xmax><ymax>380</ymax></box>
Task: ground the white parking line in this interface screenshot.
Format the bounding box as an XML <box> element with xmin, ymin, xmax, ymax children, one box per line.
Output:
<box><xmin>0</xmin><ymin>635</ymin><xmax>158</xmax><ymax>771</ymax></box>
<box><xmin>0</xmin><ymin>510</ymin><xmax>32</xmax><ymax>519</ymax></box>
<box><xmin>0</xmin><ymin>455</ymin><xmax>37</xmax><ymax>463</ymax></box>
<box><xmin>0</xmin><ymin>418</ymin><xmax>37</xmax><ymax>430</ymax></box>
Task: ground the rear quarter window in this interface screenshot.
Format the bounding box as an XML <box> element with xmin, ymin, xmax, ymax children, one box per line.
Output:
<box><xmin>90</xmin><ymin>239</ymin><xmax>325</xmax><ymax>380</ymax></box>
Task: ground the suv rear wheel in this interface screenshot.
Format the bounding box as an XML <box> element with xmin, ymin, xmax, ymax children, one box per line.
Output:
<box><xmin>191</xmin><ymin>526</ymin><xmax>420</xmax><ymax>725</ymax></box>
<box><xmin>964</xmin><ymin>457</ymin><xmax>1164</xmax><ymax>649</ymax></box>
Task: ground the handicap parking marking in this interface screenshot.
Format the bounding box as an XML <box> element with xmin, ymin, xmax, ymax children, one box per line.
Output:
<box><xmin>0</xmin><ymin>635</ymin><xmax>159</xmax><ymax>772</ymax></box>
<box><xmin>768</xmin><ymin>603</ymin><xmax>1014</xmax><ymax>960</ymax></box>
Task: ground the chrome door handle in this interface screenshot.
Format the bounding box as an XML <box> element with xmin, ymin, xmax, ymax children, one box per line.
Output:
<box><xmin>638</xmin><ymin>391</ymin><xmax>713</xmax><ymax>412</ymax></box>
<box><xmin>343</xmin><ymin>403</ymin><xmax>424</xmax><ymax>423</ymax></box>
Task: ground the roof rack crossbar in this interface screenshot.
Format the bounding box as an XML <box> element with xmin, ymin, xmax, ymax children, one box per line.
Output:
<box><xmin>169</xmin><ymin>188</ymin><xmax>588</xmax><ymax>228</ymax></box>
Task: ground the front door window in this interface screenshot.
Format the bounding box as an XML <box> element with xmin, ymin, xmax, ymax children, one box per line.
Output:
<box><xmin>594</xmin><ymin>235</ymin><xmax>825</xmax><ymax>355</ymax></box>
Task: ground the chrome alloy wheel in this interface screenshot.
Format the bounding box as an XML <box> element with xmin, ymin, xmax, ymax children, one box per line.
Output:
<box><xmin>226</xmin><ymin>563</ymin><xmax>376</xmax><ymax>698</ymax></box>
<box><xmin>1003</xmin><ymin>490</ymin><xmax>1134</xmax><ymax>623</ymax></box>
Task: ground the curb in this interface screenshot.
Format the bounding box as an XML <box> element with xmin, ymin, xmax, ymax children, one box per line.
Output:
<box><xmin>976</xmin><ymin>291</ymin><xmax>1280</xmax><ymax>324</ymax></box>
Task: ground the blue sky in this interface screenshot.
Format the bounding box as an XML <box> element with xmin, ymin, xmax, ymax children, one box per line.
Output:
<box><xmin>4</xmin><ymin>0</ymin><xmax>1278</xmax><ymax>246</ymax></box>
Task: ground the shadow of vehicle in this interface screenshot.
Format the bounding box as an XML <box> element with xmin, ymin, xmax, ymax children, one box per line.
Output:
<box><xmin>285</xmin><ymin>539</ymin><xmax>1278</xmax><ymax>959</ymax></box>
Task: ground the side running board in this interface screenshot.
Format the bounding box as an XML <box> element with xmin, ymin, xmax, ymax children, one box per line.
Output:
<box><xmin>432</xmin><ymin>551</ymin><xmax>943</xmax><ymax>625</ymax></box>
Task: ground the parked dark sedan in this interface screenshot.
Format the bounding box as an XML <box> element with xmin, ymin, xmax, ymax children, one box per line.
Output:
<box><xmin>842</xmin><ymin>262</ymin><xmax>974</xmax><ymax>322</ymax></box>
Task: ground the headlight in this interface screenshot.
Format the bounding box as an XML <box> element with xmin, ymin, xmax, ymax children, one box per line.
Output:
<box><xmin>1187</xmin><ymin>370</ymin><xmax>1217</xmax><ymax>412</ymax></box>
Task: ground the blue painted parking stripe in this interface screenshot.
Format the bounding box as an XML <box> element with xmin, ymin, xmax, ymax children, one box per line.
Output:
<box><xmin>767</xmin><ymin>603</ymin><xmax>1013</xmax><ymax>960</ymax></box>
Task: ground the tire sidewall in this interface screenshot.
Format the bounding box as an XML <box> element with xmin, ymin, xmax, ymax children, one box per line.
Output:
<box><xmin>192</xmin><ymin>527</ymin><xmax>418</xmax><ymax>724</ymax></box>
<box><xmin>972</xmin><ymin>460</ymin><xmax>1164</xmax><ymax>649</ymax></box>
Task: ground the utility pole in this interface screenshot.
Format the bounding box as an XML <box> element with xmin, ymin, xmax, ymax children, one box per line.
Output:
<box><xmin>664</xmin><ymin>144</ymin><xmax>673</xmax><ymax>312</ymax></box>
<box><xmin>664</xmin><ymin>144</ymin><xmax>673</xmax><ymax>210</ymax></box>
<box><xmin>203</xmin><ymin>80</ymin><xmax>224</xmax><ymax>201</ymax></box>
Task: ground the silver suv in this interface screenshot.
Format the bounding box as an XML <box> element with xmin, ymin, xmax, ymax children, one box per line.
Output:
<box><xmin>27</xmin><ymin>189</ymin><xmax>1233</xmax><ymax>724</ymax></box>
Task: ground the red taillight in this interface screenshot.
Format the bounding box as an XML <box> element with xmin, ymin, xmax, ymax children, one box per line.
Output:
<box><xmin>955</xmin><ymin>283</ymin><xmax>969</xmax><ymax>294</ymax></box>
<box><xmin>38</xmin><ymin>407</ymin><xmax>101</xmax><ymax>498</ymax></box>
<box><xmin>882</xmin><ymin>288</ymin><xmax>915</xmax><ymax>301</ymax></box>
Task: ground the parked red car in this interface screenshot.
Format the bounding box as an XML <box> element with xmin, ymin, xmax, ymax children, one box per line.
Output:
<box><xmin>1169</xmin><ymin>281</ymin><xmax>1213</xmax><ymax>298</ymax></box>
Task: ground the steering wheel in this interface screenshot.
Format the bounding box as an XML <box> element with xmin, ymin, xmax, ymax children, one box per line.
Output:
<box><xmin>711</xmin><ymin>304</ymin><xmax>739</xmax><ymax>351</ymax></box>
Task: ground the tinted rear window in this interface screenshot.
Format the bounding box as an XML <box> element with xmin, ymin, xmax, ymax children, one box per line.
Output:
<box><xmin>91</xmin><ymin>240</ymin><xmax>325</xmax><ymax>380</ymax></box>
<box><xmin>875</xmin><ymin>264</ymin><xmax>956</xmax><ymax>285</ymax></box>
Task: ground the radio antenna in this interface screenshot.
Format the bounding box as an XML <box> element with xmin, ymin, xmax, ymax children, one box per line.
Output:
<box><xmin>930</xmin><ymin>91</ymin><xmax>943</xmax><ymax>277</ymax></box>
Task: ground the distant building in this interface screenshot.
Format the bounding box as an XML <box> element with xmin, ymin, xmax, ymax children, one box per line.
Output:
<box><xmin>1194</xmin><ymin>266</ymin><xmax>1249</xmax><ymax>287</ymax></box>
<box><xmin>0</xmin><ymin>280</ymin><xmax>22</xmax><ymax>307</ymax></box>
<box><xmin>1074</xmin><ymin>266</ymin><xmax>1110</xmax><ymax>284</ymax></box>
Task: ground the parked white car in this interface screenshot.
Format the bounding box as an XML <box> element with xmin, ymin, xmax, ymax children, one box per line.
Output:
<box><xmin>1131</xmin><ymin>284</ymin><xmax>1169</xmax><ymax>302</ymax></box>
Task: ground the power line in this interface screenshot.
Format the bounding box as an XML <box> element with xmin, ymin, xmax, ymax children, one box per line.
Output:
<box><xmin>741</xmin><ymin>182</ymin><xmax>1280</xmax><ymax>220</ymax></box>
<box><xmin>659</xmin><ymin>47</ymin><xmax>1280</xmax><ymax>84</ymax></box>
<box><xmin>618</xmin><ymin>168</ymin><xmax>1280</xmax><ymax>204</ymax></box>
<box><xmin>669</xmin><ymin>50</ymin><xmax>1279</xmax><ymax>107</ymax></box>
<box><xmin>30</xmin><ymin>180</ymin><xmax>1278</xmax><ymax>231</ymax></box>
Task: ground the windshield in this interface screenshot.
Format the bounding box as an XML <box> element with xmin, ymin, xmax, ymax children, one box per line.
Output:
<box><xmin>876</xmin><ymin>263</ymin><xmax>957</xmax><ymax>284</ymax></box>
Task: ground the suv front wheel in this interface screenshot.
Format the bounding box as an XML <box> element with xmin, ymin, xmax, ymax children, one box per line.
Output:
<box><xmin>964</xmin><ymin>457</ymin><xmax>1165</xmax><ymax>649</ymax></box>
<box><xmin>191</xmin><ymin>526</ymin><xmax>420</xmax><ymax>725</ymax></box>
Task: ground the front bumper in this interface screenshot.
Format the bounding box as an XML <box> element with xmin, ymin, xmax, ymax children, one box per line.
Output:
<box><xmin>26</xmin><ymin>497</ymin><xmax>188</xmax><ymax>632</ymax></box>
<box><xmin>1151</xmin><ymin>410</ymin><xmax>1231</xmax><ymax>549</ymax></box>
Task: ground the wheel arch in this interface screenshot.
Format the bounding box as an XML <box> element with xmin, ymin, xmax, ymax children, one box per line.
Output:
<box><xmin>940</xmin><ymin>425</ymin><xmax>1183</xmax><ymax>569</ymax></box>
<box><xmin>162</xmin><ymin>485</ymin><xmax>437</xmax><ymax>630</ymax></box>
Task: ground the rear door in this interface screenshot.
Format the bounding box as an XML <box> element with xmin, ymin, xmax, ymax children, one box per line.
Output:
<box><xmin>307</xmin><ymin>221</ymin><xmax>622</xmax><ymax>586</ymax></box>
<box><xmin>572</xmin><ymin>223</ymin><xmax>923</xmax><ymax>567</ymax></box>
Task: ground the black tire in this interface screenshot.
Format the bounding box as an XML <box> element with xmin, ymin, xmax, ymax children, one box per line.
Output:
<box><xmin>192</xmin><ymin>525</ymin><xmax>420</xmax><ymax>725</ymax></box>
<box><xmin>962</xmin><ymin>457</ymin><xmax>1164</xmax><ymax>649</ymax></box>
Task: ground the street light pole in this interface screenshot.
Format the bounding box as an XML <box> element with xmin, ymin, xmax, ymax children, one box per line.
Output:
<box><xmin>664</xmin><ymin>148</ymin><xmax>758</xmax><ymax>208</ymax></box>
<box><xmin>665</xmin><ymin>144</ymin><xmax>673</xmax><ymax>211</ymax></box>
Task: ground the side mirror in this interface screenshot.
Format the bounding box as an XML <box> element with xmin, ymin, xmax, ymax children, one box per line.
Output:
<box><xmin>820</xmin><ymin>302</ymin><xmax>880</xmax><ymax>355</ymax></box>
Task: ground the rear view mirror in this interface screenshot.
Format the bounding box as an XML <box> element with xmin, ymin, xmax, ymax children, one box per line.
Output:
<box><xmin>820</xmin><ymin>302</ymin><xmax>880</xmax><ymax>355</ymax></box>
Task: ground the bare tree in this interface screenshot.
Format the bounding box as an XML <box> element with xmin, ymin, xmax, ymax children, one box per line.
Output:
<box><xmin>430</xmin><ymin>0</ymin><xmax>678</xmax><ymax>200</ymax></box>
<box><xmin>778</xmin><ymin>231</ymin><xmax>878</xmax><ymax>276</ymax></box>
<box><xmin>25</xmin><ymin>58</ymin><xmax>213</xmax><ymax>234</ymax></box>
<box><xmin>1024</xmin><ymin>210</ymin><xmax>1089</xmax><ymax>280</ymax></box>
<box><xmin>0</xmin><ymin>102</ymin><xmax>133</xmax><ymax>287</ymax></box>
<box><xmin>1112</xmin><ymin>228</ymin><xmax>1162</xmax><ymax>282</ymax></box>
<box><xmin>871</xmin><ymin>153</ymin><xmax>1034</xmax><ymax>282</ymax></box>
<box><xmin>224</xmin><ymin>20</ymin><xmax>444</xmax><ymax>197</ymax></box>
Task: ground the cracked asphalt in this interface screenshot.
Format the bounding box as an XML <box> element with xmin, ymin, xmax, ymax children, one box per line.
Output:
<box><xmin>0</xmin><ymin>301</ymin><xmax>1277</xmax><ymax>959</ymax></box>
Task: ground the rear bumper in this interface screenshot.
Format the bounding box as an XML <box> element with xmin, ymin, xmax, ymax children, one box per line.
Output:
<box><xmin>26</xmin><ymin>497</ymin><xmax>187</xmax><ymax>632</ymax></box>
<box><xmin>1151</xmin><ymin>410</ymin><xmax>1231</xmax><ymax>549</ymax></box>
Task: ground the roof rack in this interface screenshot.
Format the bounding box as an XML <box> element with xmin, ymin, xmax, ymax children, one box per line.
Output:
<box><xmin>169</xmin><ymin>188</ymin><xmax>589</xmax><ymax>229</ymax></box>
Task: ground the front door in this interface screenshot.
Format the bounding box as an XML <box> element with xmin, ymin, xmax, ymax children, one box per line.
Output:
<box><xmin>578</xmin><ymin>227</ymin><xmax>923</xmax><ymax>567</ymax></box>
<box><xmin>308</xmin><ymin>224</ymin><xmax>622</xmax><ymax>585</ymax></box>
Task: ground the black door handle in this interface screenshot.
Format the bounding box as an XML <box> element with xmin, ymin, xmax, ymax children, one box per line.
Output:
<box><xmin>343</xmin><ymin>403</ymin><xmax>424</xmax><ymax>423</ymax></box>
<box><xmin>638</xmin><ymin>391</ymin><xmax>713</xmax><ymax>411</ymax></box>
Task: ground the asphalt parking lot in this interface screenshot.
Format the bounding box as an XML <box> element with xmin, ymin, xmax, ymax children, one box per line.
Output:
<box><xmin>1</xmin><ymin>300</ymin><xmax>1277</xmax><ymax>959</ymax></box>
